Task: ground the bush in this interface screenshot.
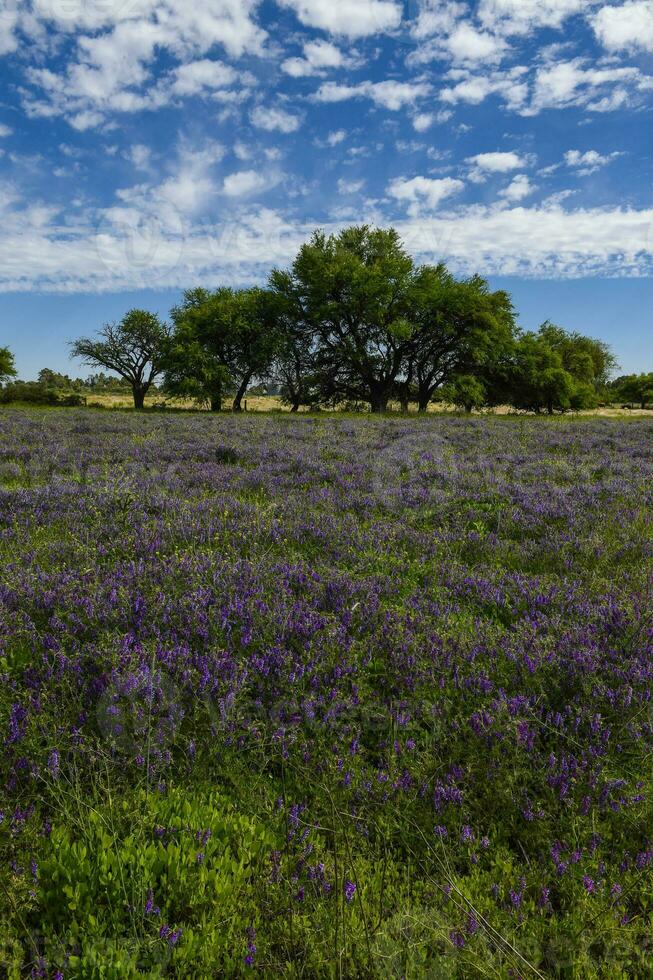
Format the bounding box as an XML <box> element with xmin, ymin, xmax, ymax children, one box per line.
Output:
<box><xmin>0</xmin><ymin>382</ymin><xmax>86</xmax><ymax>406</ymax></box>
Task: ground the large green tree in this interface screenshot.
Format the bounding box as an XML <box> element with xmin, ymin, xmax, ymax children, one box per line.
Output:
<box><xmin>271</xmin><ymin>226</ymin><xmax>418</xmax><ymax>412</ymax></box>
<box><xmin>0</xmin><ymin>347</ymin><xmax>17</xmax><ymax>386</ymax></box>
<box><xmin>404</xmin><ymin>266</ymin><xmax>516</xmax><ymax>413</ymax></box>
<box><xmin>166</xmin><ymin>287</ymin><xmax>280</xmax><ymax>413</ymax></box>
<box><xmin>70</xmin><ymin>310</ymin><xmax>169</xmax><ymax>409</ymax></box>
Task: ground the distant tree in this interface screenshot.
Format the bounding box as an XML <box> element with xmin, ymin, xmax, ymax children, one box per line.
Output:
<box><xmin>537</xmin><ymin>322</ymin><xmax>618</xmax><ymax>389</ymax></box>
<box><xmin>0</xmin><ymin>347</ymin><xmax>17</xmax><ymax>386</ymax></box>
<box><xmin>442</xmin><ymin>374</ymin><xmax>487</xmax><ymax>414</ymax></box>
<box><xmin>166</xmin><ymin>287</ymin><xmax>280</xmax><ymax>413</ymax></box>
<box><xmin>406</xmin><ymin>266</ymin><xmax>516</xmax><ymax>413</ymax></box>
<box><xmin>272</xmin><ymin>226</ymin><xmax>418</xmax><ymax>413</ymax></box>
<box><xmin>617</xmin><ymin>373</ymin><xmax>653</xmax><ymax>409</ymax></box>
<box><xmin>489</xmin><ymin>333</ymin><xmax>576</xmax><ymax>414</ymax></box>
<box><xmin>37</xmin><ymin>368</ymin><xmax>80</xmax><ymax>390</ymax></box>
<box><xmin>70</xmin><ymin>310</ymin><xmax>169</xmax><ymax>409</ymax></box>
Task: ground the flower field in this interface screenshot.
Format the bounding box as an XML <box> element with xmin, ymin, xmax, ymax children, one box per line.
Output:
<box><xmin>1</xmin><ymin>409</ymin><xmax>652</xmax><ymax>978</ymax></box>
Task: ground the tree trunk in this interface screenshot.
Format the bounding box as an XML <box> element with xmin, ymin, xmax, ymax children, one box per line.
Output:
<box><xmin>210</xmin><ymin>394</ymin><xmax>222</xmax><ymax>412</ymax></box>
<box><xmin>369</xmin><ymin>393</ymin><xmax>389</xmax><ymax>413</ymax></box>
<box><xmin>133</xmin><ymin>385</ymin><xmax>147</xmax><ymax>410</ymax></box>
<box><xmin>547</xmin><ymin>400</ymin><xmax>554</xmax><ymax>415</ymax></box>
<box><xmin>290</xmin><ymin>401</ymin><xmax>300</xmax><ymax>413</ymax></box>
<box><xmin>232</xmin><ymin>373</ymin><xmax>253</xmax><ymax>413</ymax></box>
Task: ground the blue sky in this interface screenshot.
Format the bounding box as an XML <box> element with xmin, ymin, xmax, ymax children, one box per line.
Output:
<box><xmin>0</xmin><ymin>0</ymin><xmax>652</xmax><ymax>379</ymax></box>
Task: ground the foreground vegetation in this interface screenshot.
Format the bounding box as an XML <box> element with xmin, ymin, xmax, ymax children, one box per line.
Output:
<box><xmin>1</xmin><ymin>410</ymin><xmax>652</xmax><ymax>977</ymax></box>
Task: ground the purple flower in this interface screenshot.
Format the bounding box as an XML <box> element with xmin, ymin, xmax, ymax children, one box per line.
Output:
<box><xmin>344</xmin><ymin>880</ymin><xmax>356</xmax><ymax>903</ymax></box>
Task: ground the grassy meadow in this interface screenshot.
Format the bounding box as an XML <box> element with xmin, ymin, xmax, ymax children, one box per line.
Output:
<box><xmin>1</xmin><ymin>409</ymin><xmax>652</xmax><ymax>978</ymax></box>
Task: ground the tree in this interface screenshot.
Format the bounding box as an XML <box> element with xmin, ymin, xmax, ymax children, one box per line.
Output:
<box><xmin>70</xmin><ymin>310</ymin><xmax>169</xmax><ymax>409</ymax></box>
<box><xmin>616</xmin><ymin>373</ymin><xmax>653</xmax><ymax>409</ymax></box>
<box><xmin>266</xmin><ymin>275</ymin><xmax>319</xmax><ymax>412</ymax></box>
<box><xmin>406</xmin><ymin>266</ymin><xmax>516</xmax><ymax>412</ymax></box>
<box><xmin>272</xmin><ymin>226</ymin><xmax>419</xmax><ymax>413</ymax></box>
<box><xmin>162</xmin><ymin>290</ymin><xmax>228</xmax><ymax>411</ymax></box>
<box><xmin>0</xmin><ymin>347</ymin><xmax>17</xmax><ymax>386</ymax></box>
<box><xmin>441</xmin><ymin>374</ymin><xmax>487</xmax><ymax>414</ymax></box>
<box><xmin>166</xmin><ymin>287</ymin><xmax>280</xmax><ymax>413</ymax></box>
<box><xmin>489</xmin><ymin>333</ymin><xmax>575</xmax><ymax>414</ymax></box>
<box><xmin>537</xmin><ymin>322</ymin><xmax>618</xmax><ymax>389</ymax></box>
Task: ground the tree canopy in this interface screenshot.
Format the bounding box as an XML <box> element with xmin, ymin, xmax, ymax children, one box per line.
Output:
<box><xmin>269</xmin><ymin>226</ymin><xmax>517</xmax><ymax>413</ymax></box>
<box><xmin>615</xmin><ymin>373</ymin><xmax>653</xmax><ymax>409</ymax></box>
<box><xmin>0</xmin><ymin>347</ymin><xmax>17</xmax><ymax>386</ymax></box>
<box><xmin>70</xmin><ymin>310</ymin><xmax>169</xmax><ymax>409</ymax></box>
<box><xmin>164</xmin><ymin>287</ymin><xmax>280</xmax><ymax>413</ymax></box>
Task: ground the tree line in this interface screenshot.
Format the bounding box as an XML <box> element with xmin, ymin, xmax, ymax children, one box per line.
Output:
<box><xmin>1</xmin><ymin>226</ymin><xmax>651</xmax><ymax>414</ymax></box>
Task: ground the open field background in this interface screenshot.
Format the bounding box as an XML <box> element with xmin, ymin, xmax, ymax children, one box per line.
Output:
<box><xmin>1</xmin><ymin>410</ymin><xmax>652</xmax><ymax>978</ymax></box>
<box><xmin>83</xmin><ymin>392</ymin><xmax>651</xmax><ymax>417</ymax></box>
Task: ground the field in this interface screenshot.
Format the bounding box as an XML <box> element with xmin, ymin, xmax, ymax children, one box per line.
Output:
<box><xmin>1</xmin><ymin>410</ymin><xmax>652</xmax><ymax>978</ymax></box>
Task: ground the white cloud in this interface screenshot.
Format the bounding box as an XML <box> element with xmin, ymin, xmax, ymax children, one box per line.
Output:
<box><xmin>446</xmin><ymin>22</ymin><xmax>508</xmax><ymax>62</ymax></box>
<box><xmin>113</xmin><ymin>142</ymin><xmax>225</xmax><ymax>226</ymax></box>
<box><xmin>338</xmin><ymin>177</ymin><xmax>366</xmax><ymax>194</ymax></box>
<box><xmin>20</xmin><ymin>2</ymin><xmax>266</xmax><ymax>128</ymax></box>
<box><xmin>282</xmin><ymin>39</ymin><xmax>351</xmax><ymax>77</ymax></box>
<box><xmin>410</xmin><ymin>1</ymin><xmax>466</xmax><ymax>40</ymax></box>
<box><xmin>0</xmin><ymin>124</ymin><xmax>12</xmax><ymax>137</ymax></box>
<box><xmin>0</xmin><ymin>4</ymin><xmax>19</xmax><ymax>54</ymax></box>
<box><xmin>250</xmin><ymin>105</ymin><xmax>302</xmax><ymax>133</ymax></box>
<box><xmin>387</xmin><ymin>175</ymin><xmax>464</xmax><ymax>215</ymax></box>
<box><xmin>564</xmin><ymin>148</ymin><xmax>622</xmax><ymax>174</ymax></box>
<box><xmin>412</xmin><ymin>113</ymin><xmax>434</xmax><ymax>131</ymax></box>
<box><xmin>441</xmin><ymin>58</ymin><xmax>652</xmax><ymax>116</ymax></box>
<box><xmin>411</xmin><ymin>19</ymin><xmax>508</xmax><ymax>66</ymax></box>
<box><xmin>4</xmin><ymin>198</ymin><xmax>653</xmax><ymax>293</ymax></box>
<box><xmin>478</xmin><ymin>0</ymin><xmax>591</xmax><ymax>36</ymax></box>
<box><xmin>527</xmin><ymin>58</ymin><xmax>647</xmax><ymax>114</ymax></box>
<box><xmin>222</xmin><ymin>169</ymin><xmax>276</xmax><ymax>197</ymax></box>
<box><xmin>592</xmin><ymin>1</ymin><xmax>653</xmax><ymax>53</ymax></box>
<box><xmin>125</xmin><ymin>144</ymin><xmax>152</xmax><ymax>169</ymax></box>
<box><xmin>397</xmin><ymin>203</ymin><xmax>653</xmax><ymax>278</ymax></box>
<box><xmin>499</xmin><ymin>174</ymin><xmax>536</xmax><ymax>201</ymax></box>
<box><xmin>466</xmin><ymin>150</ymin><xmax>528</xmax><ymax>181</ymax></box>
<box><xmin>170</xmin><ymin>59</ymin><xmax>240</xmax><ymax>97</ymax></box>
<box><xmin>327</xmin><ymin>129</ymin><xmax>347</xmax><ymax>145</ymax></box>
<box><xmin>440</xmin><ymin>66</ymin><xmax>529</xmax><ymax>110</ymax></box>
<box><xmin>276</xmin><ymin>0</ymin><xmax>402</xmax><ymax>39</ymax></box>
<box><xmin>316</xmin><ymin>79</ymin><xmax>431</xmax><ymax>110</ymax></box>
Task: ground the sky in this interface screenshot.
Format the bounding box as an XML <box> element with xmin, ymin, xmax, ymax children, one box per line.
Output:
<box><xmin>0</xmin><ymin>0</ymin><xmax>652</xmax><ymax>379</ymax></box>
